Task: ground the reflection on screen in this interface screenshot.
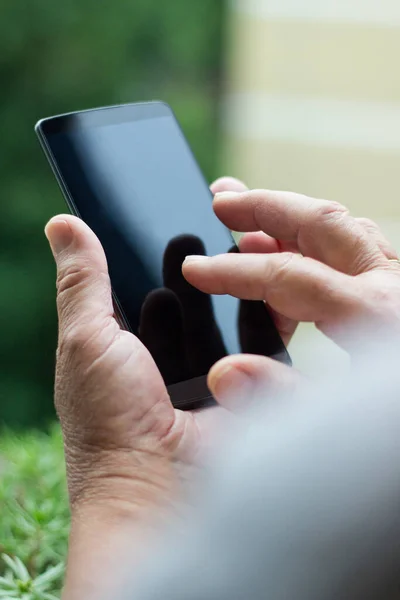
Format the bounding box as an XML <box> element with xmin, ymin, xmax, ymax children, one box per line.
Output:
<box><xmin>47</xmin><ymin>114</ymin><xmax>284</xmax><ymax>386</ymax></box>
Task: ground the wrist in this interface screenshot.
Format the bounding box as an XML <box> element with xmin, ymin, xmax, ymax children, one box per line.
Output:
<box><xmin>64</xmin><ymin>438</ymin><xmax>177</xmax><ymax>513</ymax></box>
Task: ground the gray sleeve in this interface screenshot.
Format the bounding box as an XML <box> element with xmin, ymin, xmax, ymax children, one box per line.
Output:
<box><xmin>130</xmin><ymin>347</ymin><xmax>400</xmax><ymax>600</ymax></box>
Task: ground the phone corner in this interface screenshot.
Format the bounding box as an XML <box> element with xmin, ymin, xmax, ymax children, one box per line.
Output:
<box><xmin>152</xmin><ymin>100</ymin><xmax>173</xmax><ymax>116</ymax></box>
<box><xmin>34</xmin><ymin>118</ymin><xmax>44</xmax><ymax>136</ymax></box>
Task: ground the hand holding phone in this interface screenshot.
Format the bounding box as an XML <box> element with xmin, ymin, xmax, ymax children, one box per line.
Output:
<box><xmin>36</xmin><ymin>102</ymin><xmax>290</xmax><ymax>409</ymax></box>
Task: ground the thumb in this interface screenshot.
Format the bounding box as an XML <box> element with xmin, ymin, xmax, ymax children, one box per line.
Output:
<box><xmin>45</xmin><ymin>215</ymin><xmax>114</xmax><ymax>338</ymax></box>
<box><xmin>208</xmin><ymin>354</ymin><xmax>302</xmax><ymax>411</ymax></box>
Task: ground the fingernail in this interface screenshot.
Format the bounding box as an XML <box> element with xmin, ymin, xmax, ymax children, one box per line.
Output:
<box><xmin>183</xmin><ymin>255</ymin><xmax>209</xmax><ymax>265</ymax></box>
<box><xmin>209</xmin><ymin>365</ymin><xmax>254</xmax><ymax>401</ymax></box>
<box><xmin>214</xmin><ymin>191</ymin><xmax>243</xmax><ymax>201</ymax></box>
<box><xmin>45</xmin><ymin>219</ymin><xmax>73</xmax><ymax>256</ymax></box>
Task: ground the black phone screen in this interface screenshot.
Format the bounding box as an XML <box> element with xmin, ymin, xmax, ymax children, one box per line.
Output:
<box><xmin>38</xmin><ymin>103</ymin><xmax>289</xmax><ymax>408</ymax></box>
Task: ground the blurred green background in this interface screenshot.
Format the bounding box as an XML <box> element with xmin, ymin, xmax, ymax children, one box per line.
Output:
<box><xmin>0</xmin><ymin>0</ymin><xmax>226</xmax><ymax>427</ymax></box>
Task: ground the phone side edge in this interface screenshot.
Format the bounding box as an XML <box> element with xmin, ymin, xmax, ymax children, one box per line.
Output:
<box><xmin>34</xmin><ymin>121</ymin><xmax>132</xmax><ymax>334</ymax></box>
<box><xmin>35</xmin><ymin>121</ymin><xmax>81</xmax><ymax>218</ymax></box>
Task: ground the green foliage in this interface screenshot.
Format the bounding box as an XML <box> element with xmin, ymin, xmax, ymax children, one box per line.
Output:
<box><xmin>0</xmin><ymin>427</ymin><xmax>68</xmax><ymax>598</ymax></box>
<box><xmin>0</xmin><ymin>0</ymin><xmax>225</xmax><ymax>426</ymax></box>
<box><xmin>0</xmin><ymin>554</ymin><xmax>63</xmax><ymax>600</ymax></box>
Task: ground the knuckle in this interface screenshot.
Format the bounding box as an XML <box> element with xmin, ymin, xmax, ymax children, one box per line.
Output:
<box><xmin>299</xmin><ymin>200</ymin><xmax>351</xmax><ymax>247</ymax></box>
<box><xmin>362</xmin><ymin>283</ymin><xmax>400</xmax><ymax>324</ymax></box>
<box><xmin>357</xmin><ymin>217</ymin><xmax>379</xmax><ymax>231</ymax></box>
<box><xmin>56</xmin><ymin>264</ymin><xmax>96</xmax><ymax>297</ymax></box>
<box><xmin>314</xmin><ymin>200</ymin><xmax>349</xmax><ymax>223</ymax></box>
<box><xmin>58</xmin><ymin>323</ymin><xmax>94</xmax><ymax>360</ymax></box>
<box><xmin>265</xmin><ymin>252</ymin><xmax>295</xmax><ymax>289</ymax></box>
<box><xmin>278</xmin><ymin>251</ymin><xmax>297</xmax><ymax>271</ymax></box>
<box><xmin>58</xmin><ymin>316</ymin><xmax>117</xmax><ymax>361</ymax></box>
<box><xmin>357</xmin><ymin>218</ymin><xmax>396</xmax><ymax>256</ymax></box>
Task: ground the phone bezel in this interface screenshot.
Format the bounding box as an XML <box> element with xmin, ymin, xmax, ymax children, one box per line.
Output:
<box><xmin>36</xmin><ymin>101</ymin><xmax>173</xmax><ymax>136</ymax></box>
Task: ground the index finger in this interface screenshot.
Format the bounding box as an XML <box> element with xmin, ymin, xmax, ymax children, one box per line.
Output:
<box><xmin>213</xmin><ymin>190</ymin><xmax>388</xmax><ymax>275</ymax></box>
<box><xmin>182</xmin><ymin>252</ymin><xmax>359</xmax><ymax>328</ymax></box>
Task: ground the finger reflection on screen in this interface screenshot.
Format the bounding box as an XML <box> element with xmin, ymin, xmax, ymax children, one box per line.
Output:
<box><xmin>140</xmin><ymin>234</ymin><xmax>227</xmax><ymax>386</ymax></box>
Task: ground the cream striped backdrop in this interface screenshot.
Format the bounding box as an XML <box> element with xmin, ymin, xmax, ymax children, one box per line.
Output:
<box><xmin>222</xmin><ymin>0</ymin><xmax>400</xmax><ymax>373</ymax></box>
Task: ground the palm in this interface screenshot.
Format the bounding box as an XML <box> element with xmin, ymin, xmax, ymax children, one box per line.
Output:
<box><xmin>120</xmin><ymin>330</ymin><xmax>230</xmax><ymax>464</ymax></box>
<box><xmin>174</xmin><ymin>405</ymin><xmax>231</xmax><ymax>463</ymax></box>
<box><xmin>99</xmin><ymin>328</ymin><xmax>229</xmax><ymax>467</ymax></box>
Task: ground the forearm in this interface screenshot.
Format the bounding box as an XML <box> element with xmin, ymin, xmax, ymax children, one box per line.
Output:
<box><xmin>62</xmin><ymin>453</ymin><xmax>178</xmax><ymax>600</ymax></box>
<box><xmin>63</xmin><ymin>505</ymin><xmax>150</xmax><ymax>600</ymax></box>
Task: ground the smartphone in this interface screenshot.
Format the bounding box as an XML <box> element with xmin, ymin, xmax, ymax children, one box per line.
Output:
<box><xmin>35</xmin><ymin>101</ymin><xmax>290</xmax><ymax>410</ymax></box>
